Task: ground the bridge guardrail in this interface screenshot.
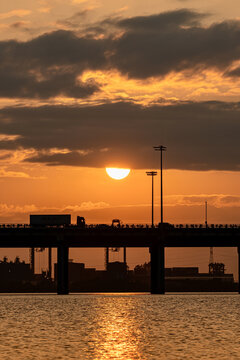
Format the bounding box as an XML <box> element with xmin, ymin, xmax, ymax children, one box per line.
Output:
<box><xmin>1</xmin><ymin>223</ymin><xmax>240</xmax><ymax>229</ymax></box>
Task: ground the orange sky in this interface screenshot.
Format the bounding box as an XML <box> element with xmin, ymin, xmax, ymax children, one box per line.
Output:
<box><xmin>0</xmin><ymin>0</ymin><xmax>240</xmax><ymax>278</ymax></box>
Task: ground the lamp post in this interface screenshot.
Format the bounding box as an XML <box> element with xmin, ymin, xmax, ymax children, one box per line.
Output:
<box><xmin>146</xmin><ymin>171</ymin><xmax>157</xmax><ymax>228</ymax></box>
<box><xmin>205</xmin><ymin>201</ymin><xmax>208</xmax><ymax>228</ymax></box>
<box><xmin>153</xmin><ymin>145</ymin><xmax>167</xmax><ymax>224</ymax></box>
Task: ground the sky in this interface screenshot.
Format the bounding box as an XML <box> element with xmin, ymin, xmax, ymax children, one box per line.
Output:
<box><xmin>0</xmin><ymin>0</ymin><xmax>240</xmax><ymax>276</ymax></box>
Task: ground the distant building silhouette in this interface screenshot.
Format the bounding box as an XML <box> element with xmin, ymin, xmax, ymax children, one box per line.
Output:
<box><xmin>0</xmin><ymin>256</ymin><xmax>33</xmax><ymax>283</ymax></box>
<box><xmin>133</xmin><ymin>262</ymin><xmax>235</xmax><ymax>292</ymax></box>
<box><xmin>0</xmin><ymin>256</ymin><xmax>236</xmax><ymax>293</ymax></box>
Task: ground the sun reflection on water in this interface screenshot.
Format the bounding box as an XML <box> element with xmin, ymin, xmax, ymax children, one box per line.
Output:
<box><xmin>89</xmin><ymin>295</ymin><xmax>143</xmax><ymax>359</ymax></box>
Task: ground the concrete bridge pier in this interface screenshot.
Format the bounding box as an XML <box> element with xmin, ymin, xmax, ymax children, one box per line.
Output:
<box><xmin>57</xmin><ymin>245</ymin><xmax>69</xmax><ymax>295</ymax></box>
<box><xmin>238</xmin><ymin>247</ymin><xmax>240</xmax><ymax>294</ymax></box>
<box><xmin>150</xmin><ymin>244</ymin><xmax>165</xmax><ymax>294</ymax></box>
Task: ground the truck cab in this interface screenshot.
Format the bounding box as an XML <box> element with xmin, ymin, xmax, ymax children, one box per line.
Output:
<box><xmin>77</xmin><ymin>216</ymin><xmax>85</xmax><ymax>228</ymax></box>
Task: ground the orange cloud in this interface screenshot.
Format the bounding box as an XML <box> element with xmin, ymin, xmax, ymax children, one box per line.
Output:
<box><xmin>80</xmin><ymin>69</ymin><xmax>240</xmax><ymax>105</ymax></box>
<box><xmin>0</xmin><ymin>10</ymin><xmax>31</xmax><ymax>20</ymax></box>
<box><xmin>38</xmin><ymin>7</ymin><xmax>51</xmax><ymax>13</ymax></box>
<box><xmin>0</xmin><ymin>168</ymin><xmax>45</xmax><ymax>179</ymax></box>
<box><xmin>63</xmin><ymin>202</ymin><xmax>110</xmax><ymax>211</ymax></box>
<box><xmin>0</xmin><ymin>202</ymin><xmax>110</xmax><ymax>218</ymax></box>
<box><xmin>0</xmin><ymin>134</ymin><xmax>21</xmax><ymax>141</ymax></box>
<box><xmin>72</xmin><ymin>0</ymin><xmax>88</xmax><ymax>3</ymax></box>
<box><xmin>165</xmin><ymin>194</ymin><xmax>240</xmax><ymax>208</ymax></box>
<box><xmin>0</xmin><ymin>169</ymin><xmax>31</xmax><ymax>178</ymax></box>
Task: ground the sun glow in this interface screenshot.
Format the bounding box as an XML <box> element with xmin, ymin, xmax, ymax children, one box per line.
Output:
<box><xmin>106</xmin><ymin>168</ymin><xmax>130</xmax><ymax>180</ymax></box>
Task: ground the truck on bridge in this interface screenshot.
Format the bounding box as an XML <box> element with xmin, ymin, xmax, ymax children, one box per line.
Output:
<box><xmin>30</xmin><ymin>214</ymin><xmax>71</xmax><ymax>227</ymax></box>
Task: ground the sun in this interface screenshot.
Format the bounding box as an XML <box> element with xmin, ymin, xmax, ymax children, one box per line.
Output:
<box><xmin>106</xmin><ymin>168</ymin><xmax>130</xmax><ymax>180</ymax></box>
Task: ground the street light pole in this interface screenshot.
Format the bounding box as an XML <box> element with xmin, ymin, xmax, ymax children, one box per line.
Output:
<box><xmin>205</xmin><ymin>201</ymin><xmax>208</xmax><ymax>228</ymax></box>
<box><xmin>153</xmin><ymin>145</ymin><xmax>167</xmax><ymax>224</ymax></box>
<box><xmin>146</xmin><ymin>171</ymin><xmax>157</xmax><ymax>228</ymax></box>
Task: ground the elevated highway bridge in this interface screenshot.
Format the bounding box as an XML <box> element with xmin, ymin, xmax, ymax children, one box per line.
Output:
<box><xmin>0</xmin><ymin>224</ymin><xmax>240</xmax><ymax>294</ymax></box>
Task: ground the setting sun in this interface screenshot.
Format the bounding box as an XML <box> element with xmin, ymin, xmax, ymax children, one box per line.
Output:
<box><xmin>106</xmin><ymin>168</ymin><xmax>131</xmax><ymax>180</ymax></box>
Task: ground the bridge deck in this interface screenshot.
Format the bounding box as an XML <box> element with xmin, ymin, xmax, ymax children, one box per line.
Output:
<box><xmin>0</xmin><ymin>227</ymin><xmax>240</xmax><ymax>248</ymax></box>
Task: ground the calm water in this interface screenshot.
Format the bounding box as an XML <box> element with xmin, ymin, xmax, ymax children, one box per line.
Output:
<box><xmin>0</xmin><ymin>293</ymin><xmax>240</xmax><ymax>359</ymax></box>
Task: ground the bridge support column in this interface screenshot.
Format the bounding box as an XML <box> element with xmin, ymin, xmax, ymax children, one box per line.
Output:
<box><xmin>123</xmin><ymin>247</ymin><xmax>126</xmax><ymax>264</ymax></box>
<box><xmin>105</xmin><ymin>247</ymin><xmax>109</xmax><ymax>271</ymax></box>
<box><xmin>238</xmin><ymin>247</ymin><xmax>240</xmax><ymax>294</ymax></box>
<box><xmin>150</xmin><ymin>245</ymin><xmax>165</xmax><ymax>294</ymax></box>
<box><xmin>48</xmin><ymin>247</ymin><xmax>52</xmax><ymax>279</ymax></box>
<box><xmin>57</xmin><ymin>246</ymin><xmax>69</xmax><ymax>295</ymax></box>
<box><xmin>30</xmin><ymin>248</ymin><xmax>35</xmax><ymax>274</ymax></box>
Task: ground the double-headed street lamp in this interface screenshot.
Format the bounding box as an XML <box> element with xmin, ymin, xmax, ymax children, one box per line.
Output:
<box><xmin>153</xmin><ymin>145</ymin><xmax>167</xmax><ymax>224</ymax></box>
<box><xmin>146</xmin><ymin>171</ymin><xmax>157</xmax><ymax>228</ymax></box>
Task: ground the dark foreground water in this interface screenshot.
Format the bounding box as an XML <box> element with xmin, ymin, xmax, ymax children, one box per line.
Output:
<box><xmin>0</xmin><ymin>293</ymin><xmax>240</xmax><ymax>359</ymax></box>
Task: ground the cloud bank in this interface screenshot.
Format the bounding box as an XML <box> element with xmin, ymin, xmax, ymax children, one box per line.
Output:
<box><xmin>0</xmin><ymin>9</ymin><xmax>240</xmax><ymax>99</ymax></box>
<box><xmin>0</xmin><ymin>9</ymin><xmax>239</xmax><ymax>171</ymax></box>
<box><xmin>0</xmin><ymin>101</ymin><xmax>239</xmax><ymax>170</ymax></box>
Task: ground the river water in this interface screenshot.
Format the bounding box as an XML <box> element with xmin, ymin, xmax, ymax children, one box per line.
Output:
<box><xmin>0</xmin><ymin>293</ymin><xmax>240</xmax><ymax>359</ymax></box>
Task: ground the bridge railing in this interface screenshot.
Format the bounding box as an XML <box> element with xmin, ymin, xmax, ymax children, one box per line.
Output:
<box><xmin>1</xmin><ymin>223</ymin><xmax>240</xmax><ymax>229</ymax></box>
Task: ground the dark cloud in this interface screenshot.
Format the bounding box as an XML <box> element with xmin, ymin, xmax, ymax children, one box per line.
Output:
<box><xmin>57</xmin><ymin>10</ymin><xmax>91</xmax><ymax>29</ymax></box>
<box><xmin>116</xmin><ymin>9</ymin><xmax>206</xmax><ymax>30</ymax></box>
<box><xmin>110</xmin><ymin>11</ymin><xmax>240</xmax><ymax>78</ymax></box>
<box><xmin>0</xmin><ymin>10</ymin><xmax>240</xmax><ymax>98</ymax></box>
<box><xmin>10</xmin><ymin>21</ymin><xmax>29</xmax><ymax>29</ymax></box>
<box><xmin>0</xmin><ymin>101</ymin><xmax>240</xmax><ymax>171</ymax></box>
<box><xmin>0</xmin><ymin>67</ymin><xmax>99</xmax><ymax>99</ymax></box>
<box><xmin>0</xmin><ymin>30</ymin><xmax>106</xmax><ymax>98</ymax></box>
<box><xmin>225</xmin><ymin>67</ymin><xmax>240</xmax><ymax>77</ymax></box>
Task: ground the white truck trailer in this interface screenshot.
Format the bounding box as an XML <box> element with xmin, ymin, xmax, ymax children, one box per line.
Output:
<box><xmin>30</xmin><ymin>214</ymin><xmax>71</xmax><ymax>226</ymax></box>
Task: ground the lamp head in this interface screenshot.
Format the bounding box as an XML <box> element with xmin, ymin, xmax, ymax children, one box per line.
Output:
<box><xmin>146</xmin><ymin>171</ymin><xmax>157</xmax><ymax>176</ymax></box>
<box><xmin>153</xmin><ymin>145</ymin><xmax>167</xmax><ymax>151</ymax></box>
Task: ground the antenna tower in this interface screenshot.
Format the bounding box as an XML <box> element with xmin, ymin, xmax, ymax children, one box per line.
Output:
<box><xmin>205</xmin><ymin>200</ymin><xmax>214</xmax><ymax>264</ymax></box>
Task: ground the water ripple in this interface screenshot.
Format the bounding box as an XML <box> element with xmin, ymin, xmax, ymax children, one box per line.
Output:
<box><xmin>0</xmin><ymin>293</ymin><xmax>240</xmax><ymax>359</ymax></box>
